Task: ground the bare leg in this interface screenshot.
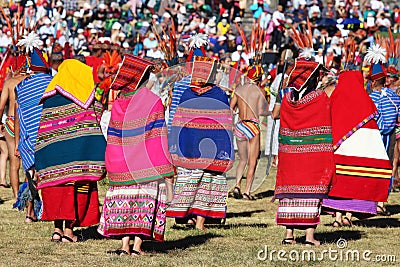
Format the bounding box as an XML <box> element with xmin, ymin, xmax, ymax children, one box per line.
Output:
<box><xmin>243</xmin><ymin>135</ymin><xmax>260</xmax><ymax>196</ymax></box>
<box><xmin>333</xmin><ymin>212</ymin><xmax>343</xmax><ymax>227</ymax></box>
<box><xmin>4</xmin><ymin>131</ymin><xmax>20</xmax><ymax>199</ymax></box>
<box><xmin>26</xmin><ymin>201</ymin><xmax>36</xmax><ymax>222</ymax></box>
<box><xmin>0</xmin><ymin>138</ymin><xmax>8</xmax><ymax>185</ymax></box>
<box><xmin>282</xmin><ymin>227</ymin><xmax>296</xmax><ymax>244</ymax></box>
<box><xmin>62</xmin><ymin>221</ymin><xmax>78</xmax><ymax>242</ymax></box>
<box><xmin>121</xmin><ymin>236</ymin><xmax>131</xmax><ymax>254</ymax></box>
<box><xmin>305</xmin><ymin>227</ymin><xmax>320</xmax><ymax>246</ymax></box>
<box><xmin>52</xmin><ymin>220</ymin><xmax>64</xmax><ymax>241</ymax></box>
<box><xmin>195</xmin><ymin>215</ymin><xmax>206</xmax><ymax>230</ymax></box>
<box><xmin>132</xmin><ymin>236</ymin><xmax>144</xmax><ymax>256</ymax></box>
<box><xmin>235</xmin><ymin>139</ymin><xmax>248</xmax><ymax>189</ymax></box>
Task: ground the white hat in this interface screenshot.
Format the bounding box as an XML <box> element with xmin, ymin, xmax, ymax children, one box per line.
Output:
<box><xmin>87</xmin><ymin>23</ymin><xmax>94</xmax><ymax>29</ymax></box>
<box><xmin>327</xmin><ymin>47</ymin><xmax>333</xmax><ymax>53</ymax></box>
<box><xmin>299</xmin><ymin>0</ymin><xmax>307</xmax><ymax>5</ymax></box>
<box><xmin>218</xmin><ymin>35</ymin><xmax>227</xmax><ymax>41</ymax></box>
<box><xmin>74</xmin><ymin>11</ymin><xmax>82</xmax><ymax>18</ymax></box>
<box><xmin>56</xmin><ymin>1</ymin><xmax>63</xmax><ymax>7</ymax></box>
<box><xmin>231</xmin><ymin>53</ymin><xmax>240</xmax><ymax>62</ymax></box>
<box><xmin>233</xmin><ymin>17</ymin><xmax>242</xmax><ymax>23</ymax></box>
<box><xmin>228</xmin><ymin>34</ymin><xmax>235</xmax><ymax>41</ymax></box>
<box><xmin>142</xmin><ymin>21</ymin><xmax>150</xmax><ymax>27</ymax></box>
<box><xmin>77</xmin><ymin>28</ymin><xmax>84</xmax><ymax>34</ymax></box>
<box><xmin>25</xmin><ymin>0</ymin><xmax>34</xmax><ymax>7</ymax></box>
<box><xmin>99</xmin><ymin>3</ymin><xmax>106</xmax><ymax>9</ymax></box>
<box><xmin>208</xmin><ymin>28</ymin><xmax>216</xmax><ymax>34</ymax></box>
<box><xmin>352</xmin><ymin>1</ymin><xmax>359</xmax><ymax>6</ymax></box>
<box><xmin>44</xmin><ymin>18</ymin><xmax>51</xmax><ymax>24</ymax></box>
<box><xmin>112</xmin><ymin>22</ymin><xmax>122</xmax><ymax>30</ymax></box>
<box><xmin>149</xmin><ymin>33</ymin><xmax>156</xmax><ymax>38</ymax></box>
<box><xmin>179</xmin><ymin>6</ymin><xmax>186</xmax><ymax>14</ymax></box>
<box><xmin>163</xmin><ymin>12</ymin><xmax>171</xmax><ymax>18</ymax></box>
<box><xmin>339</xmin><ymin>2</ymin><xmax>345</xmax><ymax>7</ymax></box>
<box><xmin>84</xmin><ymin>2</ymin><xmax>91</xmax><ymax>9</ymax></box>
<box><xmin>237</xmin><ymin>45</ymin><xmax>243</xmax><ymax>50</ymax></box>
<box><xmin>110</xmin><ymin>2</ymin><xmax>118</xmax><ymax>8</ymax></box>
<box><xmin>122</xmin><ymin>42</ymin><xmax>129</xmax><ymax>48</ymax></box>
<box><xmin>152</xmin><ymin>14</ymin><xmax>159</xmax><ymax>19</ymax></box>
<box><xmin>90</xmin><ymin>29</ymin><xmax>97</xmax><ymax>34</ymax></box>
<box><xmin>118</xmin><ymin>32</ymin><xmax>126</xmax><ymax>38</ymax></box>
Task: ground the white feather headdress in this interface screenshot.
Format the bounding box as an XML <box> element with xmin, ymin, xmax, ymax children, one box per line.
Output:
<box><xmin>188</xmin><ymin>33</ymin><xmax>209</xmax><ymax>49</ymax></box>
<box><xmin>17</xmin><ymin>32</ymin><xmax>43</xmax><ymax>54</ymax></box>
<box><xmin>364</xmin><ymin>44</ymin><xmax>387</xmax><ymax>64</ymax></box>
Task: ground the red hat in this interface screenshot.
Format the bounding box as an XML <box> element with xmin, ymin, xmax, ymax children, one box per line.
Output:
<box><xmin>111</xmin><ymin>54</ymin><xmax>153</xmax><ymax>92</ymax></box>
<box><xmin>287</xmin><ymin>59</ymin><xmax>322</xmax><ymax>91</ymax></box>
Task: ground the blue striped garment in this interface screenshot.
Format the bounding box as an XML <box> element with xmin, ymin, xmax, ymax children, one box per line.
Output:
<box><xmin>370</xmin><ymin>88</ymin><xmax>400</xmax><ymax>152</ymax></box>
<box><xmin>167</xmin><ymin>75</ymin><xmax>191</xmax><ymax>133</ymax></box>
<box><xmin>15</xmin><ymin>73</ymin><xmax>53</xmax><ymax>171</ymax></box>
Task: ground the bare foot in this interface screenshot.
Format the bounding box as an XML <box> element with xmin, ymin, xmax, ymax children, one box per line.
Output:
<box><xmin>131</xmin><ymin>250</ymin><xmax>146</xmax><ymax>257</ymax></box>
<box><xmin>305</xmin><ymin>240</ymin><xmax>320</xmax><ymax>246</ymax></box>
<box><xmin>25</xmin><ymin>215</ymin><xmax>38</xmax><ymax>223</ymax></box>
<box><xmin>61</xmin><ymin>235</ymin><xmax>80</xmax><ymax>243</ymax></box>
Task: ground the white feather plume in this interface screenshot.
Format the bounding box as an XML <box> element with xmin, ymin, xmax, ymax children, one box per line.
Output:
<box><xmin>16</xmin><ymin>32</ymin><xmax>43</xmax><ymax>54</ymax></box>
<box><xmin>299</xmin><ymin>47</ymin><xmax>315</xmax><ymax>59</ymax></box>
<box><xmin>189</xmin><ymin>33</ymin><xmax>209</xmax><ymax>49</ymax></box>
<box><xmin>365</xmin><ymin>44</ymin><xmax>387</xmax><ymax>64</ymax></box>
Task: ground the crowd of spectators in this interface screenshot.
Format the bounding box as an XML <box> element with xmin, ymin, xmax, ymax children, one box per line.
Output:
<box><xmin>0</xmin><ymin>0</ymin><xmax>398</xmax><ymax>74</ymax></box>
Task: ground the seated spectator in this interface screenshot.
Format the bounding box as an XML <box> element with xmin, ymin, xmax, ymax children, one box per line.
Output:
<box><xmin>39</xmin><ymin>18</ymin><xmax>55</xmax><ymax>37</ymax></box>
<box><xmin>376</xmin><ymin>12</ymin><xmax>391</xmax><ymax>32</ymax></box>
<box><xmin>143</xmin><ymin>33</ymin><xmax>158</xmax><ymax>50</ymax></box>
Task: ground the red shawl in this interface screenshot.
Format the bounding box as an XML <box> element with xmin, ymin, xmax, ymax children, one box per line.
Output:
<box><xmin>275</xmin><ymin>90</ymin><xmax>335</xmax><ymax>199</ymax></box>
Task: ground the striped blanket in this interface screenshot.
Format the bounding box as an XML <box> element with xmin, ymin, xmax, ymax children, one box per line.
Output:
<box><xmin>35</xmin><ymin>94</ymin><xmax>106</xmax><ymax>189</ymax></box>
<box><xmin>169</xmin><ymin>85</ymin><xmax>234</xmax><ymax>173</ymax></box>
<box><xmin>15</xmin><ymin>73</ymin><xmax>53</xmax><ymax>171</ymax></box>
<box><xmin>106</xmin><ymin>88</ymin><xmax>175</xmax><ymax>185</ymax></box>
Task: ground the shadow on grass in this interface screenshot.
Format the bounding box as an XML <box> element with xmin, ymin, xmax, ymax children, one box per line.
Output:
<box><xmin>226</xmin><ymin>209</ymin><xmax>265</xmax><ymax>218</ymax></box>
<box><xmin>172</xmin><ymin>222</ymin><xmax>269</xmax><ymax>230</ymax></box>
<box><xmin>385</xmin><ymin>204</ymin><xmax>400</xmax><ymax>215</ymax></box>
<box><xmin>142</xmin><ymin>233</ymin><xmax>222</xmax><ymax>253</ymax></box>
<box><xmin>74</xmin><ymin>225</ymin><xmax>105</xmax><ymax>241</ymax></box>
<box><xmin>312</xmin><ymin>230</ymin><xmax>365</xmax><ymax>244</ymax></box>
<box><xmin>353</xmin><ymin>218</ymin><xmax>400</xmax><ymax>228</ymax></box>
<box><xmin>0</xmin><ymin>198</ymin><xmax>4</xmax><ymax>205</ymax></box>
<box><xmin>254</xmin><ymin>190</ymin><xmax>274</xmax><ymax>199</ymax></box>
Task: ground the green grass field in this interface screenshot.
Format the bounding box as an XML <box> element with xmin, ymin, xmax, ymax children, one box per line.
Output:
<box><xmin>0</xmin><ymin>157</ymin><xmax>400</xmax><ymax>266</ymax></box>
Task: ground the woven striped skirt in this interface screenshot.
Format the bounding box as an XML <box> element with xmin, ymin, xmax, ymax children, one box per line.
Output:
<box><xmin>166</xmin><ymin>167</ymin><xmax>228</xmax><ymax>219</ymax></box>
<box><xmin>98</xmin><ymin>180</ymin><xmax>167</xmax><ymax>242</ymax></box>
<box><xmin>276</xmin><ymin>198</ymin><xmax>321</xmax><ymax>226</ymax></box>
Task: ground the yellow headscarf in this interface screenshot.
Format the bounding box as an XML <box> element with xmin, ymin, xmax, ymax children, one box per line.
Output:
<box><xmin>44</xmin><ymin>59</ymin><xmax>95</xmax><ymax>109</ymax></box>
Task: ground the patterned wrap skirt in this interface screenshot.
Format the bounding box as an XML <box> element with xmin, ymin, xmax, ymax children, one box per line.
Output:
<box><xmin>276</xmin><ymin>198</ymin><xmax>321</xmax><ymax>226</ymax></box>
<box><xmin>166</xmin><ymin>167</ymin><xmax>228</xmax><ymax>219</ymax></box>
<box><xmin>98</xmin><ymin>180</ymin><xmax>167</xmax><ymax>242</ymax></box>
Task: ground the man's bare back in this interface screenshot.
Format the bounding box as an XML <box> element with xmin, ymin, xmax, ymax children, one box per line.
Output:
<box><xmin>0</xmin><ymin>74</ymin><xmax>29</xmax><ymax>117</ymax></box>
<box><xmin>230</xmin><ymin>82</ymin><xmax>268</xmax><ymax>120</ymax></box>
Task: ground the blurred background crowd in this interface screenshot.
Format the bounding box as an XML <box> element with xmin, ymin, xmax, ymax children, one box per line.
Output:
<box><xmin>0</xmin><ymin>0</ymin><xmax>398</xmax><ymax>82</ymax></box>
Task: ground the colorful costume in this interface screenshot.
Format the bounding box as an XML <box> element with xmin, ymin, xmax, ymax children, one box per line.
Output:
<box><xmin>274</xmin><ymin>58</ymin><xmax>334</xmax><ymax>226</ymax></box>
<box><xmin>322</xmin><ymin>70</ymin><xmax>391</xmax><ymax>217</ymax></box>
<box><xmin>234</xmin><ymin>118</ymin><xmax>261</xmax><ymax>141</ymax></box>
<box><xmin>35</xmin><ymin>59</ymin><xmax>106</xmax><ymax>226</ymax></box>
<box><xmin>98</xmin><ymin>55</ymin><xmax>174</xmax><ymax>242</ymax></box>
<box><xmin>167</xmin><ymin>56</ymin><xmax>233</xmax><ymax>220</ymax></box>
<box><xmin>4</xmin><ymin>116</ymin><xmax>15</xmax><ymax>137</ymax></box>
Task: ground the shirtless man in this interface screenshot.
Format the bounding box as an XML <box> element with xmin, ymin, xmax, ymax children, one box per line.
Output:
<box><xmin>0</xmin><ymin>73</ymin><xmax>27</xmax><ymax>201</ymax></box>
<box><xmin>230</xmin><ymin>66</ymin><xmax>268</xmax><ymax>200</ymax></box>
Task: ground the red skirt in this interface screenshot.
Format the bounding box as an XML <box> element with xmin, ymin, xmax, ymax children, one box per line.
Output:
<box><xmin>41</xmin><ymin>181</ymin><xmax>100</xmax><ymax>227</ymax></box>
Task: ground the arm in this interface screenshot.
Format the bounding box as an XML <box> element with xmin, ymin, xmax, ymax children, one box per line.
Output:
<box><xmin>0</xmin><ymin>80</ymin><xmax>9</xmax><ymax>118</ymax></box>
<box><xmin>271</xmin><ymin>104</ymin><xmax>281</xmax><ymax>119</ymax></box>
<box><xmin>14</xmin><ymin>104</ymin><xmax>20</xmax><ymax>158</ymax></box>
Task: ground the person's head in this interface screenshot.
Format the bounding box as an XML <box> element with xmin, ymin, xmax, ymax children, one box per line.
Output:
<box><xmin>277</xmin><ymin>5</ymin><xmax>283</xmax><ymax>12</ymax></box>
<box><xmin>372</xmin><ymin>77</ymin><xmax>386</xmax><ymax>88</ymax></box>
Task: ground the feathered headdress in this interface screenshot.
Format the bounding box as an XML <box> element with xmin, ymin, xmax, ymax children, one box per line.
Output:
<box><xmin>235</xmin><ymin>22</ymin><xmax>265</xmax><ymax>81</ymax></box>
<box><xmin>342</xmin><ymin>36</ymin><xmax>361</xmax><ymax>70</ymax></box>
<box><xmin>365</xmin><ymin>43</ymin><xmax>387</xmax><ymax>81</ymax></box>
<box><xmin>186</xmin><ymin>33</ymin><xmax>209</xmax><ymax>62</ymax></box>
<box><xmin>289</xmin><ymin>18</ymin><xmax>315</xmax><ymax>59</ymax></box>
<box><xmin>376</xmin><ymin>28</ymin><xmax>400</xmax><ymax>76</ymax></box>
<box><xmin>152</xmin><ymin>23</ymin><xmax>178</xmax><ymax>66</ymax></box>
<box><xmin>16</xmin><ymin>32</ymin><xmax>43</xmax><ymax>54</ymax></box>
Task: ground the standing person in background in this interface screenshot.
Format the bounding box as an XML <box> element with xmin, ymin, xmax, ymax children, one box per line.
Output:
<box><xmin>14</xmin><ymin>34</ymin><xmax>53</xmax><ymax>223</ymax></box>
<box><xmin>231</xmin><ymin>65</ymin><xmax>268</xmax><ymax>200</ymax></box>
<box><xmin>270</xmin><ymin>5</ymin><xmax>285</xmax><ymax>51</ymax></box>
<box><xmin>0</xmin><ymin>52</ymin><xmax>26</xmax><ymax>203</ymax></box>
